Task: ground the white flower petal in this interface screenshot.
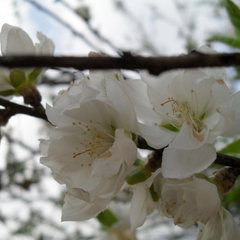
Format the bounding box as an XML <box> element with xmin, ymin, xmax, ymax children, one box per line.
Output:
<box><xmin>105</xmin><ymin>78</ymin><xmax>137</xmax><ymax>132</ymax></box>
<box><xmin>197</xmin><ymin>208</ymin><xmax>240</xmax><ymax>240</ymax></box>
<box><xmin>170</xmin><ymin>122</ymin><xmax>208</xmax><ymax>150</ymax></box>
<box><xmin>162</xmin><ymin>144</ymin><xmax>216</xmax><ymax>178</ymax></box>
<box><xmin>62</xmin><ymin>193</ymin><xmax>108</xmax><ymax>221</ymax></box>
<box><xmin>138</xmin><ymin>122</ymin><xmax>175</xmax><ymax>149</ymax></box>
<box><xmin>36</xmin><ymin>32</ymin><xmax>55</xmax><ymax>55</ymax></box>
<box><xmin>130</xmin><ymin>184</ymin><xmax>148</xmax><ymax>230</ymax></box>
<box><xmin>121</xmin><ymin>79</ymin><xmax>160</xmax><ymax>124</ymax></box>
<box><xmin>223</xmin><ymin>91</ymin><xmax>240</xmax><ymax>136</ymax></box>
<box><xmin>1</xmin><ymin>23</ymin><xmax>35</xmax><ymax>55</ymax></box>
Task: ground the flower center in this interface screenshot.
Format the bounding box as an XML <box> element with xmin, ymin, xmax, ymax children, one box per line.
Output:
<box><xmin>160</xmin><ymin>97</ymin><xmax>205</xmax><ymax>141</ymax></box>
<box><xmin>71</xmin><ymin>120</ymin><xmax>115</xmax><ymax>162</ymax></box>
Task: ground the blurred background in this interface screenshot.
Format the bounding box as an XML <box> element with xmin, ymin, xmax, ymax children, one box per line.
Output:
<box><xmin>0</xmin><ymin>0</ymin><xmax>240</xmax><ymax>239</ymax></box>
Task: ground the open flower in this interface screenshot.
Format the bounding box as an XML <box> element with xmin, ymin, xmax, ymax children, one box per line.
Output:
<box><xmin>129</xmin><ymin>171</ymin><xmax>221</xmax><ymax>230</ymax></box>
<box><xmin>40</xmin><ymin>73</ymin><xmax>137</xmax><ymax>220</ymax></box>
<box><xmin>0</xmin><ymin>23</ymin><xmax>54</xmax><ymax>96</ymax></box>
<box><xmin>158</xmin><ymin>176</ymin><xmax>221</xmax><ymax>227</ymax></box>
<box><xmin>124</xmin><ymin>67</ymin><xmax>240</xmax><ymax>178</ymax></box>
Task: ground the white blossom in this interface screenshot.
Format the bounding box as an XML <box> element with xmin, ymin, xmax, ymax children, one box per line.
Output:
<box><xmin>157</xmin><ymin>176</ymin><xmax>221</xmax><ymax>227</ymax></box>
<box><xmin>124</xmin><ymin>67</ymin><xmax>240</xmax><ymax>178</ymax></box>
<box><xmin>197</xmin><ymin>207</ymin><xmax>240</xmax><ymax>240</ymax></box>
<box><xmin>0</xmin><ymin>23</ymin><xmax>54</xmax><ymax>94</ymax></box>
<box><xmin>0</xmin><ymin>23</ymin><xmax>54</xmax><ymax>56</ymax></box>
<box><xmin>40</xmin><ymin>73</ymin><xmax>137</xmax><ymax>220</ymax></box>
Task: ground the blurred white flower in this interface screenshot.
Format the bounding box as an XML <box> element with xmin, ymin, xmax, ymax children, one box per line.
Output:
<box><xmin>0</xmin><ymin>23</ymin><xmax>54</xmax><ymax>95</ymax></box>
<box><xmin>0</xmin><ymin>23</ymin><xmax>54</xmax><ymax>56</ymax></box>
<box><xmin>197</xmin><ymin>207</ymin><xmax>240</xmax><ymax>240</ymax></box>
<box><xmin>158</xmin><ymin>176</ymin><xmax>221</xmax><ymax>227</ymax></box>
<box><xmin>124</xmin><ymin>67</ymin><xmax>240</xmax><ymax>178</ymax></box>
<box><xmin>40</xmin><ymin>73</ymin><xmax>137</xmax><ymax>220</ymax></box>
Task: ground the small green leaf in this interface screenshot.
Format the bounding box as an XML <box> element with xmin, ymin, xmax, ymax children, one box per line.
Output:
<box><xmin>224</xmin><ymin>0</ymin><xmax>240</xmax><ymax>37</ymax></box>
<box><xmin>161</xmin><ymin>123</ymin><xmax>179</xmax><ymax>132</ymax></box>
<box><xmin>9</xmin><ymin>70</ymin><xmax>26</xmax><ymax>88</ymax></box>
<box><xmin>219</xmin><ymin>139</ymin><xmax>240</xmax><ymax>155</ymax></box>
<box><xmin>28</xmin><ymin>68</ymin><xmax>42</xmax><ymax>83</ymax></box>
<box><xmin>208</xmin><ymin>35</ymin><xmax>240</xmax><ymax>48</ymax></box>
<box><xmin>97</xmin><ymin>209</ymin><xmax>118</xmax><ymax>228</ymax></box>
<box><xmin>126</xmin><ymin>167</ymin><xmax>151</xmax><ymax>185</ymax></box>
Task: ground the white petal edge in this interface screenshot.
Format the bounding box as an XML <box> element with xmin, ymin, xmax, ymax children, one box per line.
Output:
<box><xmin>162</xmin><ymin>144</ymin><xmax>216</xmax><ymax>178</ymax></box>
<box><xmin>62</xmin><ymin>193</ymin><xmax>109</xmax><ymax>221</ymax></box>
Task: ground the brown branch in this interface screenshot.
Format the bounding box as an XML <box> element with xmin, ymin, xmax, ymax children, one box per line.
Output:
<box><xmin>215</xmin><ymin>153</ymin><xmax>240</xmax><ymax>168</ymax></box>
<box><xmin>0</xmin><ymin>98</ymin><xmax>48</xmax><ymax>124</ymax></box>
<box><xmin>1</xmin><ymin>52</ymin><xmax>240</xmax><ymax>74</ymax></box>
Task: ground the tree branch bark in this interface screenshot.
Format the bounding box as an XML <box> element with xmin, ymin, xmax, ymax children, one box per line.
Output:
<box><xmin>1</xmin><ymin>52</ymin><xmax>240</xmax><ymax>74</ymax></box>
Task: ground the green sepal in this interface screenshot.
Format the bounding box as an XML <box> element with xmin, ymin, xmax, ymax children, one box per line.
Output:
<box><xmin>28</xmin><ymin>68</ymin><xmax>42</xmax><ymax>84</ymax></box>
<box><xmin>161</xmin><ymin>123</ymin><xmax>179</xmax><ymax>132</ymax></box>
<box><xmin>126</xmin><ymin>167</ymin><xmax>151</xmax><ymax>185</ymax></box>
<box><xmin>9</xmin><ymin>70</ymin><xmax>26</xmax><ymax>88</ymax></box>
<box><xmin>97</xmin><ymin>209</ymin><xmax>118</xmax><ymax>228</ymax></box>
<box><xmin>149</xmin><ymin>184</ymin><xmax>159</xmax><ymax>202</ymax></box>
<box><xmin>133</xmin><ymin>159</ymin><xmax>144</xmax><ymax>167</ymax></box>
<box><xmin>0</xmin><ymin>89</ymin><xmax>16</xmax><ymax>96</ymax></box>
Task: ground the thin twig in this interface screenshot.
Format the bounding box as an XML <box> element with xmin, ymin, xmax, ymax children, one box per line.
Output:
<box><xmin>0</xmin><ymin>97</ymin><xmax>48</xmax><ymax>123</ymax></box>
<box><xmin>24</xmin><ymin>0</ymin><xmax>102</xmax><ymax>52</ymax></box>
<box><xmin>1</xmin><ymin>52</ymin><xmax>240</xmax><ymax>74</ymax></box>
<box><xmin>60</xmin><ymin>0</ymin><xmax>120</xmax><ymax>54</ymax></box>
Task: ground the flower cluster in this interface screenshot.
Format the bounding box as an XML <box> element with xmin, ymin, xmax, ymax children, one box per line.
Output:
<box><xmin>41</xmin><ymin>59</ymin><xmax>240</xmax><ymax>239</ymax></box>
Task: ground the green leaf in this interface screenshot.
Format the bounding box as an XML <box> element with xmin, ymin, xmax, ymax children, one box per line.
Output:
<box><xmin>219</xmin><ymin>139</ymin><xmax>240</xmax><ymax>155</ymax></box>
<box><xmin>97</xmin><ymin>209</ymin><xmax>118</xmax><ymax>228</ymax></box>
<box><xmin>28</xmin><ymin>68</ymin><xmax>42</xmax><ymax>84</ymax></box>
<box><xmin>126</xmin><ymin>167</ymin><xmax>151</xmax><ymax>185</ymax></box>
<box><xmin>223</xmin><ymin>178</ymin><xmax>240</xmax><ymax>207</ymax></box>
<box><xmin>224</xmin><ymin>0</ymin><xmax>240</xmax><ymax>37</ymax></box>
<box><xmin>208</xmin><ymin>35</ymin><xmax>240</xmax><ymax>48</ymax></box>
<box><xmin>9</xmin><ymin>70</ymin><xmax>26</xmax><ymax>88</ymax></box>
